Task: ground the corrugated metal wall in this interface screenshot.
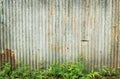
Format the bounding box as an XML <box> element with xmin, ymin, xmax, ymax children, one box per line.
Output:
<box><xmin>0</xmin><ymin>0</ymin><xmax>120</xmax><ymax>69</ymax></box>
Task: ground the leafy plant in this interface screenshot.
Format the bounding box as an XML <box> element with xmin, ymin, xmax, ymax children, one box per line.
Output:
<box><xmin>0</xmin><ymin>61</ymin><xmax>119</xmax><ymax>79</ymax></box>
<box><xmin>87</xmin><ymin>70</ymin><xmax>102</xmax><ymax>79</ymax></box>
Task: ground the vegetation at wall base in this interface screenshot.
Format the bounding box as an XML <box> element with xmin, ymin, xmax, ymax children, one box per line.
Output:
<box><xmin>0</xmin><ymin>62</ymin><xmax>119</xmax><ymax>79</ymax></box>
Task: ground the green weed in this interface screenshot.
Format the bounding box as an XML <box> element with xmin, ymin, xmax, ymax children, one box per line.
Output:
<box><xmin>0</xmin><ymin>62</ymin><xmax>119</xmax><ymax>79</ymax></box>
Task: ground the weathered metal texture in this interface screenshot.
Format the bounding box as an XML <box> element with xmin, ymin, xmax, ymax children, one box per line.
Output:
<box><xmin>0</xmin><ymin>0</ymin><xmax>120</xmax><ymax>69</ymax></box>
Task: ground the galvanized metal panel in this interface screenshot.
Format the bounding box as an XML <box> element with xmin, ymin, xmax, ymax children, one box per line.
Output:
<box><xmin>0</xmin><ymin>0</ymin><xmax>120</xmax><ymax>69</ymax></box>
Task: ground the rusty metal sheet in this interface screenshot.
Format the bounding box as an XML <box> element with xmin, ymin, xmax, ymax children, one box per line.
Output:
<box><xmin>0</xmin><ymin>0</ymin><xmax>119</xmax><ymax>69</ymax></box>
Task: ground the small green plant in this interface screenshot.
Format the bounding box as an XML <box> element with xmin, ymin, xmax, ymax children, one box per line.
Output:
<box><xmin>0</xmin><ymin>62</ymin><xmax>41</xmax><ymax>79</ymax></box>
<box><xmin>0</xmin><ymin>62</ymin><xmax>12</xmax><ymax>79</ymax></box>
<box><xmin>0</xmin><ymin>61</ymin><xmax>119</xmax><ymax>79</ymax></box>
<box><xmin>87</xmin><ymin>70</ymin><xmax>102</xmax><ymax>79</ymax></box>
<box><xmin>45</xmin><ymin>62</ymin><xmax>88</xmax><ymax>79</ymax></box>
<box><xmin>98</xmin><ymin>66</ymin><xmax>120</xmax><ymax>79</ymax></box>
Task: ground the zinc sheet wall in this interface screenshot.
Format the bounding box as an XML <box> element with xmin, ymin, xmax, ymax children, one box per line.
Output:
<box><xmin>0</xmin><ymin>0</ymin><xmax>120</xmax><ymax>69</ymax></box>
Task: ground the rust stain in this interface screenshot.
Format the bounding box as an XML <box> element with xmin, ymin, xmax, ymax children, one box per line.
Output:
<box><xmin>65</xmin><ymin>47</ymin><xmax>69</xmax><ymax>51</ymax></box>
<box><xmin>74</xmin><ymin>17</ymin><xmax>78</xmax><ymax>32</ymax></box>
<box><xmin>0</xmin><ymin>49</ymin><xmax>16</xmax><ymax>70</ymax></box>
<box><xmin>65</xmin><ymin>0</ymin><xmax>68</xmax><ymax>17</ymax></box>
<box><xmin>94</xmin><ymin>17</ymin><xmax>96</xmax><ymax>25</ymax></box>
<box><xmin>64</xmin><ymin>16</ymin><xmax>67</xmax><ymax>24</ymax></box>
<box><xmin>94</xmin><ymin>0</ymin><xmax>97</xmax><ymax>29</ymax></box>
<box><xmin>50</xmin><ymin>0</ymin><xmax>53</xmax><ymax>53</ymax></box>
<box><xmin>64</xmin><ymin>0</ymin><xmax>68</xmax><ymax>24</ymax></box>
<box><xmin>50</xmin><ymin>0</ymin><xmax>53</xmax><ymax>16</ymax></box>
<box><xmin>87</xmin><ymin>0</ymin><xmax>90</xmax><ymax>17</ymax></box>
<box><xmin>74</xmin><ymin>17</ymin><xmax>78</xmax><ymax>57</ymax></box>
<box><xmin>84</xmin><ymin>0</ymin><xmax>86</xmax><ymax>28</ymax></box>
<box><xmin>50</xmin><ymin>44</ymin><xmax>69</xmax><ymax>54</ymax></box>
<box><xmin>110</xmin><ymin>0</ymin><xmax>119</xmax><ymax>68</ymax></box>
<box><xmin>112</xmin><ymin>26</ymin><xmax>119</xmax><ymax>41</ymax></box>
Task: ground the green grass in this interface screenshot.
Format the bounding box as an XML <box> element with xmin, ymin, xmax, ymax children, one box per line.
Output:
<box><xmin>0</xmin><ymin>61</ymin><xmax>119</xmax><ymax>79</ymax></box>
